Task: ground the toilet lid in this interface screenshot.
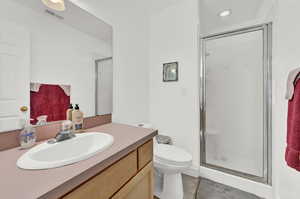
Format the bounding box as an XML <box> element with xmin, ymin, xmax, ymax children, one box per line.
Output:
<box><xmin>154</xmin><ymin>144</ymin><xmax>192</xmax><ymax>166</ymax></box>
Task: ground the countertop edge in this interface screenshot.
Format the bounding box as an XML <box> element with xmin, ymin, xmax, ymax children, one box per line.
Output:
<box><xmin>39</xmin><ymin>130</ymin><xmax>158</xmax><ymax>199</ymax></box>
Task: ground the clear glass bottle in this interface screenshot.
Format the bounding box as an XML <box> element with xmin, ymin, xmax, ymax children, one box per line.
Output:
<box><xmin>19</xmin><ymin>119</ymin><xmax>36</xmax><ymax>149</ymax></box>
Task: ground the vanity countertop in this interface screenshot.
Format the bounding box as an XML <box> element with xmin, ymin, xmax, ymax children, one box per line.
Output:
<box><xmin>0</xmin><ymin>123</ymin><xmax>157</xmax><ymax>199</ymax></box>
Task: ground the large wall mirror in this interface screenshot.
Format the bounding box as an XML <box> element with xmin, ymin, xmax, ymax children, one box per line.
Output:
<box><xmin>0</xmin><ymin>0</ymin><xmax>113</xmax><ymax>132</ymax></box>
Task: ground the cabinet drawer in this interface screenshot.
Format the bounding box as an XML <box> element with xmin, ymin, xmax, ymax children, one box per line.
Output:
<box><xmin>138</xmin><ymin>140</ymin><xmax>153</xmax><ymax>170</ymax></box>
<box><xmin>62</xmin><ymin>150</ymin><xmax>138</xmax><ymax>199</ymax></box>
<box><xmin>112</xmin><ymin>162</ymin><xmax>154</xmax><ymax>199</ymax></box>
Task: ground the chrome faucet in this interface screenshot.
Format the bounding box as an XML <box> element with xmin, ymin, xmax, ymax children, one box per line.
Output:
<box><xmin>48</xmin><ymin>120</ymin><xmax>75</xmax><ymax>144</ymax></box>
<box><xmin>55</xmin><ymin>130</ymin><xmax>75</xmax><ymax>142</ymax></box>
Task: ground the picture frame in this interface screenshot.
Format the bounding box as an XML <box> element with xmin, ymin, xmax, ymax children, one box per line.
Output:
<box><xmin>163</xmin><ymin>62</ymin><xmax>178</xmax><ymax>82</ymax></box>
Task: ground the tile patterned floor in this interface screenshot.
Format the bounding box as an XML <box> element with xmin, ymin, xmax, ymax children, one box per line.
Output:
<box><xmin>155</xmin><ymin>175</ymin><xmax>262</xmax><ymax>199</ymax></box>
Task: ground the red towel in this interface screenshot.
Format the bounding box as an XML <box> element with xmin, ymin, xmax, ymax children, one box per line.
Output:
<box><xmin>286</xmin><ymin>78</ymin><xmax>300</xmax><ymax>171</ymax></box>
<box><xmin>30</xmin><ymin>84</ymin><xmax>70</xmax><ymax>124</ymax></box>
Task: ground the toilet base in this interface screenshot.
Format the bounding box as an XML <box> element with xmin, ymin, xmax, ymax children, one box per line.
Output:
<box><xmin>156</xmin><ymin>173</ymin><xmax>184</xmax><ymax>199</ymax></box>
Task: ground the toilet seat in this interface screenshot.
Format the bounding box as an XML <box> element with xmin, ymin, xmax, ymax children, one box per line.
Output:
<box><xmin>154</xmin><ymin>144</ymin><xmax>192</xmax><ymax>167</ymax></box>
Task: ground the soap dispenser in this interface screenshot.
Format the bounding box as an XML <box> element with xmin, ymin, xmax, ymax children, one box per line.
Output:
<box><xmin>72</xmin><ymin>104</ymin><xmax>84</xmax><ymax>133</ymax></box>
<box><xmin>19</xmin><ymin>118</ymin><xmax>36</xmax><ymax>149</ymax></box>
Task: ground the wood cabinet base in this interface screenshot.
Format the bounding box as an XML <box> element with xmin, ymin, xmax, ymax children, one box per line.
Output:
<box><xmin>112</xmin><ymin>162</ymin><xmax>154</xmax><ymax>199</ymax></box>
<box><xmin>62</xmin><ymin>140</ymin><xmax>154</xmax><ymax>199</ymax></box>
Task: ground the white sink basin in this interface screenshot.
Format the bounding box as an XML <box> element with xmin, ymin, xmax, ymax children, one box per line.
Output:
<box><xmin>17</xmin><ymin>132</ymin><xmax>114</xmax><ymax>170</ymax></box>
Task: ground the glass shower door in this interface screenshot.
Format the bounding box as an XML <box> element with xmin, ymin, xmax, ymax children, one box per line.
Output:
<box><xmin>200</xmin><ymin>24</ymin><xmax>272</xmax><ymax>183</ymax></box>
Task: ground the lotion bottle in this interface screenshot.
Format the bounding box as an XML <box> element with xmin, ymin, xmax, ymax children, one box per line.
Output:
<box><xmin>72</xmin><ymin>104</ymin><xmax>84</xmax><ymax>133</ymax></box>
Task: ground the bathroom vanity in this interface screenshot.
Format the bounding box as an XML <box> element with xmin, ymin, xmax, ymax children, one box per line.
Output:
<box><xmin>0</xmin><ymin>123</ymin><xmax>157</xmax><ymax>199</ymax></box>
<box><xmin>62</xmin><ymin>139</ymin><xmax>154</xmax><ymax>199</ymax></box>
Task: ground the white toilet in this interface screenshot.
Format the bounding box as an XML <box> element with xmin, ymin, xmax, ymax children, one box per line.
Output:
<box><xmin>135</xmin><ymin>123</ymin><xmax>192</xmax><ymax>199</ymax></box>
<box><xmin>154</xmin><ymin>142</ymin><xmax>192</xmax><ymax>199</ymax></box>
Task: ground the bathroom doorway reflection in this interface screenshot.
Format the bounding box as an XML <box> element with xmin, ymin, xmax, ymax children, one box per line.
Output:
<box><xmin>200</xmin><ymin>23</ymin><xmax>272</xmax><ymax>184</ymax></box>
<box><xmin>95</xmin><ymin>57</ymin><xmax>113</xmax><ymax>116</ymax></box>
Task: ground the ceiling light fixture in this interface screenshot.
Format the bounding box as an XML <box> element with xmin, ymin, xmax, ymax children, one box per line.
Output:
<box><xmin>219</xmin><ymin>10</ymin><xmax>231</xmax><ymax>17</ymax></box>
<box><xmin>41</xmin><ymin>0</ymin><xmax>66</xmax><ymax>11</ymax></box>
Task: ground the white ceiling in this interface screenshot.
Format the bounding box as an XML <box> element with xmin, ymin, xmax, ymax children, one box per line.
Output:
<box><xmin>9</xmin><ymin>0</ymin><xmax>276</xmax><ymax>41</ymax></box>
<box><xmin>200</xmin><ymin>0</ymin><xmax>275</xmax><ymax>35</ymax></box>
<box><xmin>12</xmin><ymin>0</ymin><xmax>113</xmax><ymax>43</ymax></box>
<box><xmin>147</xmin><ymin>0</ymin><xmax>182</xmax><ymax>14</ymax></box>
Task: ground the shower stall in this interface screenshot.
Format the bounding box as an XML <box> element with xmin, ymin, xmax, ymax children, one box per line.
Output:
<box><xmin>199</xmin><ymin>23</ymin><xmax>272</xmax><ymax>184</ymax></box>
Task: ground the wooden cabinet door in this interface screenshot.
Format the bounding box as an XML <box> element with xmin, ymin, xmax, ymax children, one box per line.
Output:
<box><xmin>138</xmin><ymin>140</ymin><xmax>153</xmax><ymax>170</ymax></box>
<box><xmin>62</xmin><ymin>151</ymin><xmax>138</xmax><ymax>199</ymax></box>
<box><xmin>112</xmin><ymin>162</ymin><xmax>154</xmax><ymax>199</ymax></box>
